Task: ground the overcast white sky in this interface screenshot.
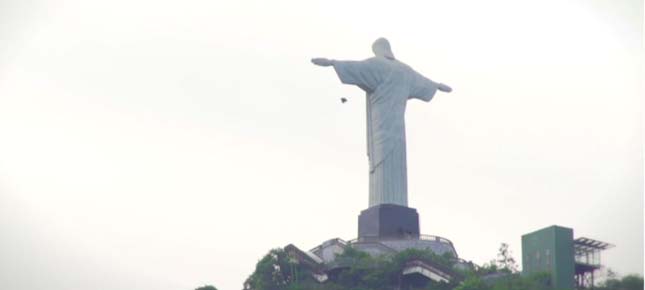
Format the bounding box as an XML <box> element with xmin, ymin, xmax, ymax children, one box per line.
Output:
<box><xmin>0</xmin><ymin>1</ymin><xmax>643</xmax><ymax>290</ymax></box>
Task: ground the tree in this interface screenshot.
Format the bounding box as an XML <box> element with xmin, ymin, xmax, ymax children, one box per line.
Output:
<box><xmin>195</xmin><ymin>286</ymin><xmax>218</xmax><ymax>290</ymax></box>
<box><xmin>599</xmin><ymin>274</ymin><xmax>644</xmax><ymax>290</ymax></box>
<box><xmin>455</xmin><ymin>276</ymin><xmax>490</xmax><ymax>290</ymax></box>
<box><xmin>495</xmin><ymin>243</ymin><xmax>518</xmax><ymax>273</ymax></box>
<box><xmin>619</xmin><ymin>274</ymin><xmax>645</xmax><ymax>290</ymax></box>
<box><xmin>605</xmin><ymin>268</ymin><xmax>618</xmax><ymax>280</ymax></box>
<box><xmin>243</xmin><ymin>248</ymin><xmax>312</xmax><ymax>290</ymax></box>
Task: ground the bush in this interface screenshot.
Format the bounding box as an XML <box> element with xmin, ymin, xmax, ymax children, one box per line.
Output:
<box><xmin>599</xmin><ymin>274</ymin><xmax>644</xmax><ymax>290</ymax></box>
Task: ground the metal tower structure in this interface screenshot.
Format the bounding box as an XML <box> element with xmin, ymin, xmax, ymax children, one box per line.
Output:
<box><xmin>574</xmin><ymin>237</ymin><xmax>614</xmax><ymax>289</ymax></box>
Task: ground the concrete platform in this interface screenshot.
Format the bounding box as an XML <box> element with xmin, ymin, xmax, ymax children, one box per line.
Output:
<box><xmin>358</xmin><ymin>204</ymin><xmax>420</xmax><ymax>239</ymax></box>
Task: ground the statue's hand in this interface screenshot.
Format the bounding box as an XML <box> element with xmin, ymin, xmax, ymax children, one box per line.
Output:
<box><xmin>311</xmin><ymin>58</ymin><xmax>334</xmax><ymax>67</ymax></box>
<box><xmin>438</xmin><ymin>83</ymin><xmax>452</xmax><ymax>93</ymax></box>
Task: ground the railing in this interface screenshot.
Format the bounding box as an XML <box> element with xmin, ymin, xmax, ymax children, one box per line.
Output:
<box><xmin>403</xmin><ymin>259</ymin><xmax>453</xmax><ymax>280</ymax></box>
<box><xmin>347</xmin><ymin>234</ymin><xmax>454</xmax><ymax>245</ymax></box>
<box><xmin>419</xmin><ymin>235</ymin><xmax>454</xmax><ymax>245</ymax></box>
<box><xmin>309</xmin><ymin>238</ymin><xmax>349</xmax><ymax>253</ymax></box>
<box><xmin>325</xmin><ymin>257</ymin><xmax>356</xmax><ymax>269</ymax></box>
<box><xmin>575</xmin><ymin>253</ymin><xmax>601</xmax><ymax>266</ymax></box>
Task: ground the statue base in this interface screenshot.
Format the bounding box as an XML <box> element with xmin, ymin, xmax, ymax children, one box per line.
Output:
<box><xmin>358</xmin><ymin>204</ymin><xmax>420</xmax><ymax>240</ymax></box>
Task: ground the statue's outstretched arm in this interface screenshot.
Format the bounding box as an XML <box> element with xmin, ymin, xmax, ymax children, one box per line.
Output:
<box><xmin>437</xmin><ymin>83</ymin><xmax>452</xmax><ymax>93</ymax></box>
<box><xmin>311</xmin><ymin>58</ymin><xmax>335</xmax><ymax>67</ymax></box>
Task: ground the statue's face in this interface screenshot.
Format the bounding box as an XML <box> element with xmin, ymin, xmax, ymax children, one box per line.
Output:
<box><xmin>372</xmin><ymin>38</ymin><xmax>395</xmax><ymax>60</ymax></box>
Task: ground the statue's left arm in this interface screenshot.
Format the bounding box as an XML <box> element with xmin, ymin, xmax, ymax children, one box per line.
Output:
<box><xmin>312</xmin><ymin>57</ymin><xmax>382</xmax><ymax>93</ymax></box>
<box><xmin>409</xmin><ymin>72</ymin><xmax>451</xmax><ymax>102</ymax></box>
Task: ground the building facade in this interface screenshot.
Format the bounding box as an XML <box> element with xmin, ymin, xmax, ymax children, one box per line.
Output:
<box><xmin>522</xmin><ymin>225</ymin><xmax>575</xmax><ymax>290</ymax></box>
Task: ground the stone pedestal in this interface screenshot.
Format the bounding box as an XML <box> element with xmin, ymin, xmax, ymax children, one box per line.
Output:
<box><xmin>358</xmin><ymin>204</ymin><xmax>420</xmax><ymax>239</ymax></box>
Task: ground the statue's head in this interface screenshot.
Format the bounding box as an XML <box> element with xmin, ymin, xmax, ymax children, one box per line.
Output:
<box><xmin>372</xmin><ymin>38</ymin><xmax>395</xmax><ymax>60</ymax></box>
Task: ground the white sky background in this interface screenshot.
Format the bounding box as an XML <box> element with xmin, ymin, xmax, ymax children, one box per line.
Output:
<box><xmin>0</xmin><ymin>0</ymin><xmax>643</xmax><ymax>289</ymax></box>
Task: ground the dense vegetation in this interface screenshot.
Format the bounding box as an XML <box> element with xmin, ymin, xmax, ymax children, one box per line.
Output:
<box><xmin>239</xmin><ymin>241</ymin><xmax>643</xmax><ymax>290</ymax></box>
<box><xmin>242</xmin><ymin>243</ymin><xmax>549</xmax><ymax>290</ymax></box>
<box><xmin>194</xmin><ymin>285</ymin><xmax>218</xmax><ymax>290</ymax></box>
<box><xmin>596</xmin><ymin>274</ymin><xmax>644</xmax><ymax>290</ymax></box>
<box><xmin>243</xmin><ymin>247</ymin><xmax>458</xmax><ymax>290</ymax></box>
<box><xmin>452</xmin><ymin>272</ymin><xmax>644</xmax><ymax>290</ymax></box>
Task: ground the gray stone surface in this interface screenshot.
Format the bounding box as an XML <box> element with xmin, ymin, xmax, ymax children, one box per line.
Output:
<box><xmin>358</xmin><ymin>203</ymin><xmax>420</xmax><ymax>239</ymax></box>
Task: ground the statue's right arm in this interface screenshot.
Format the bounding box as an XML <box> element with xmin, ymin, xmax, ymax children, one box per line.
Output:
<box><xmin>311</xmin><ymin>58</ymin><xmax>335</xmax><ymax>67</ymax></box>
<box><xmin>437</xmin><ymin>83</ymin><xmax>452</xmax><ymax>93</ymax></box>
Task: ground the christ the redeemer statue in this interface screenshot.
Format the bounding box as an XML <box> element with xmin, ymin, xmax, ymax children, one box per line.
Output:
<box><xmin>312</xmin><ymin>38</ymin><xmax>452</xmax><ymax>208</ymax></box>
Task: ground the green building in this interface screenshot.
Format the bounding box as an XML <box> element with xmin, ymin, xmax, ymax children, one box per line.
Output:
<box><xmin>522</xmin><ymin>225</ymin><xmax>575</xmax><ymax>290</ymax></box>
<box><xmin>521</xmin><ymin>225</ymin><xmax>614</xmax><ymax>289</ymax></box>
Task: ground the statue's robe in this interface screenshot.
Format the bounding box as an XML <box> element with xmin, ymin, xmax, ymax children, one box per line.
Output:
<box><xmin>333</xmin><ymin>57</ymin><xmax>439</xmax><ymax>207</ymax></box>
